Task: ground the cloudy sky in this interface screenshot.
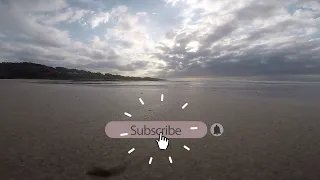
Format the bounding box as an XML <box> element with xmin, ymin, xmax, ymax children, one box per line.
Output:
<box><xmin>0</xmin><ymin>0</ymin><xmax>319</xmax><ymax>79</ymax></box>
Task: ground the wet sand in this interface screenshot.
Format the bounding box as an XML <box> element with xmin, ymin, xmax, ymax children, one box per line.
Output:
<box><xmin>1</xmin><ymin>79</ymin><xmax>320</xmax><ymax>180</ymax></box>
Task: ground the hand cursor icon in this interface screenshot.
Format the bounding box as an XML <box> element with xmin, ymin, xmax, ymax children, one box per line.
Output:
<box><xmin>156</xmin><ymin>133</ymin><xmax>169</xmax><ymax>150</ymax></box>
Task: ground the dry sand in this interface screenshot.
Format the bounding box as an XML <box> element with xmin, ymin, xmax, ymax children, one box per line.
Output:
<box><xmin>1</xmin><ymin>79</ymin><xmax>320</xmax><ymax>180</ymax></box>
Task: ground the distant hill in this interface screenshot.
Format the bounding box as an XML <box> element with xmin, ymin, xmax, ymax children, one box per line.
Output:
<box><xmin>0</xmin><ymin>62</ymin><xmax>164</xmax><ymax>81</ymax></box>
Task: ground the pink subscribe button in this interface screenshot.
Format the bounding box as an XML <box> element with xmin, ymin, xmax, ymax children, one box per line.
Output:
<box><xmin>105</xmin><ymin>121</ymin><xmax>207</xmax><ymax>138</ymax></box>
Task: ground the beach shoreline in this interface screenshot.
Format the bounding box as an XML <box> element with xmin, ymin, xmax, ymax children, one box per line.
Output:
<box><xmin>1</xmin><ymin>80</ymin><xmax>320</xmax><ymax>180</ymax></box>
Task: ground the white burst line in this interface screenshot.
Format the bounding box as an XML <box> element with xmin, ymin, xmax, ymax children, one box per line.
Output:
<box><xmin>139</xmin><ymin>98</ymin><xmax>144</xmax><ymax>105</ymax></box>
<box><xmin>149</xmin><ymin>157</ymin><xmax>153</xmax><ymax>165</ymax></box>
<box><xmin>161</xmin><ymin>94</ymin><xmax>164</xmax><ymax>101</ymax></box>
<box><xmin>190</xmin><ymin>127</ymin><xmax>198</xmax><ymax>130</ymax></box>
<box><xmin>168</xmin><ymin>156</ymin><xmax>173</xmax><ymax>164</ymax></box>
<box><xmin>124</xmin><ymin>112</ymin><xmax>132</xmax><ymax>117</ymax></box>
<box><xmin>182</xmin><ymin>103</ymin><xmax>188</xmax><ymax>109</ymax></box>
<box><xmin>120</xmin><ymin>133</ymin><xmax>128</xmax><ymax>136</ymax></box>
<box><xmin>128</xmin><ymin>148</ymin><xmax>135</xmax><ymax>154</ymax></box>
<box><xmin>183</xmin><ymin>145</ymin><xmax>190</xmax><ymax>151</ymax></box>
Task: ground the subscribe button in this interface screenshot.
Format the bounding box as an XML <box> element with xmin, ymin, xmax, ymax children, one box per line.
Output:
<box><xmin>105</xmin><ymin>121</ymin><xmax>207</xmax><ymax>138</ymax></box>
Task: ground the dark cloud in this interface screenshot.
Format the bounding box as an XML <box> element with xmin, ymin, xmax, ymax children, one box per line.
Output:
<box><xmin>246</xmin><ymin>19</ymin><xmax>310</xmax><ymax>41</ymax></box>
<box><xmin>201</xmin><ymin>0</ymin><xmax>281</xmax><ymax>47</ymax></box>
<box><xmin>0</xmin><ymin>1</ymin><xmax>71</xmax><ymax>48</ymax></box>
<box><xmin>79</xmin><ymin>60</ymin><xmax>150</xmax><ymax>71</ymax></box>
<box><xmin>155</xmin><ymin>0</ymin><xmax>320</xmax><ymax>78</ymax></box>
<box><xmin>0</xmin><ymin>0</ymin><xmax>67</xmax><ymax>12</ymax></box>
<box><xmin>201</xmin><ymin>20</ymin><xmax>238</xmax><ymax>47</ymax></box>
<box><xmin>236</xmin><ymin>1</ymin><xmax>279</xmax><ymax>20</ymax></box>
<box><xmin>161</xmin><ymin>38</ymin><xmax>320</xmax><ymax>77</ymax></box>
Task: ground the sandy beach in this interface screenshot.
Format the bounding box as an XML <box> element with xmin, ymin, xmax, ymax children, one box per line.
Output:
<box><xmin>1</xmin><ymin>79</ymin><xmax>320</xmax><ymax>180</ymax></box>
